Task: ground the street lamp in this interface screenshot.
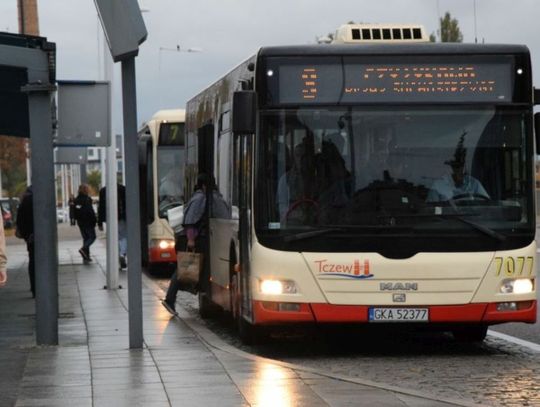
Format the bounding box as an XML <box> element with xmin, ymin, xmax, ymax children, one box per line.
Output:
<box><xmin>158</xmin><ymin>44</ymin><xmax>203</xmax><ymax>76</ymax></box>
<box><xmin>159</xmin><ymin>45</ymin><xmax>203</xmax><ymax>53</ymax></box>
<box><xmin>158</xmin><ymin>44</ymin><xmax>203</xmax><ymax>106</ymax></box>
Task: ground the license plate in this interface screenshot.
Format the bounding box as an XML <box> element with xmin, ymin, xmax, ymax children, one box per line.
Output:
<box><xmin>369</xmin><ymin>308</ymin><xmax>429</xmax><ymax>322</ymax></box>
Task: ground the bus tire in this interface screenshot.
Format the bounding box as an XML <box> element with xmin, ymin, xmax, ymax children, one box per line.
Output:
<box><xmin>452</xmin><ymin>325</ymin><xmax>488</xmax><ymax>343</ymax></box>
<box><xmin>198</xmin><ymin>291</ymin><xmax>219</xmax><ymax>319</ymax></box>
<box><xmin>238</xmin><ymin>316</ymin><xmax>264</xmax><ymax>345</ymax></box>
<box><xmin>229</xmin><ymin>262</ymin><xmax>240</xmax><ymax>321</ymax></box>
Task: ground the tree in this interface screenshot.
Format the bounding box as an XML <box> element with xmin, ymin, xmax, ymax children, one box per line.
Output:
<box><xmin>431</xmin><ymin>12</ymin><xmax>463</xmax><ymax>43</ymax></box>
<box><xmin>87</xmin><ymin>169</ymin><xmax>101</xmax><ymax>196</ymax></box>
<box><xmin>0</xmin><ymin>136</ymin><xmax>27</xmax><ymax>199</ymax></box>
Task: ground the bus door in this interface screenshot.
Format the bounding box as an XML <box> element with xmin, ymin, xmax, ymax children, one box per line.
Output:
<box><xmin>138</xmin><ymin>133</ymin><xmax>154</xmax><ymax>267</ymax></box>
<box><xmin>237</xmin><ymin>132</ymin><xmax>253</xmax><ymax>319</ymax></box>
<box><xmin>197</xmin><ymin>123</ymin><xmax>214</xmax><ymax>294</ymax></box>
<box><xmin>210</xmin><ymin>121</ymin><xmax>236</xmax><ymax>305</ymax></box>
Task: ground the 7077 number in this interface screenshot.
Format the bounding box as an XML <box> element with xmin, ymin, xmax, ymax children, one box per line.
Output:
<box><xmin>494</xmin><ymin>256</ymin><xmax>534</xmax><ymax>277</ymax></box>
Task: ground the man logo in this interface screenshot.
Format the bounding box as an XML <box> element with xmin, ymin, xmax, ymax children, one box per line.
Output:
<box><xmin>380</xmin><ymin>282</ymin><xmax>418</xmax><ymax>291</ymax></box>
<box><xmin>393</xmin><ymin>294</ymin><xmax>406</xmax><ymax>303</ymax></box>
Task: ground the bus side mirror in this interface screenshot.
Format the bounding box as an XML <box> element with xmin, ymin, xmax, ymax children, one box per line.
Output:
<box><xmin>534</xmin><ymin>88</ymin><xmax>540</xmax><ymax>105</ymax></box>
<box><xmin>535</xmin><ymin>112</ymin><xmax>540</xmax><ymax>155</ymax></box>
<box><xmin>232</xmin><ymin>91</ymin><xmax>256</xmax><ymax>135</ymax></box>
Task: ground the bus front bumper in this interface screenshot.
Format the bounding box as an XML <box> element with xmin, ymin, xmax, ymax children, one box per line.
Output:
<box><xmin>252</xmin><ymin>300</ymin><xmax>537</xmax><ymax>325</ymax></box>
<box><xmin>149</xmin><ymin>247</ymin><xmax>177</xmax><ymax>264</ymax></box>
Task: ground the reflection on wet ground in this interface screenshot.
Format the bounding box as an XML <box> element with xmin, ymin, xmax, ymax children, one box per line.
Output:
<box><xmin>151</xmin><ymin>276</ymin><xmax>540</xmax><ymax>407</ymax></box>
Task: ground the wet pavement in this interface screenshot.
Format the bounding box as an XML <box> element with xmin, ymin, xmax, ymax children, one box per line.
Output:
<box><xmin>155</xmin><ymin>282</ymin><xmax>540</xmax><ymax>407</ymax></box>
<box><xmin>0</xmin><ymin>224</ymin><xmax>466</xmax><ymax>407</ymax></box>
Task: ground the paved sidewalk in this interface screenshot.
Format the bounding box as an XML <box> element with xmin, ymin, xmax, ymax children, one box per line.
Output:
<box><xmin>0</xmin><ymin>233</ymin><xmax>474</xmax><ymax>407</ymax></box>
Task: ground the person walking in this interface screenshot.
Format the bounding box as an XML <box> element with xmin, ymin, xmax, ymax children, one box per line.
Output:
<box><xmin>162</xmin><ymin>174</ymin><xmax>230</xmax><ymax>315</ymax></box>
<box><xmin>97</xmin><ymin>183</ymin><xmax>127</xmax><ymax>269</ymax></box>
<box><xmin>16</xmin><ymin>186</ymin><xmax>34</xmax><ymax>297</ymax></box>
<box><xmin>0</xmin><ymin>210</ymin><xmax>7</xmax><ymax>287</ymax></box>
<box><xmin>74</xmin><ymin>184</ymin><xmax>97</xmax><ymax>263</ymax></box>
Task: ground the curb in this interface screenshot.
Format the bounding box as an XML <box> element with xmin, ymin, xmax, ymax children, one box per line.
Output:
<box><xmin>142</xmin><ymin>274</ymin><xmax>486</xmax><ymax>407</ymax></box>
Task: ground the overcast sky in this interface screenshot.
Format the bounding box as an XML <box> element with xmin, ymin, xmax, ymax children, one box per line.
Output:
<box><xmin>0</xmin><ymin>0</ymin><xmax>539</xmax><ymax>133</ymax></box>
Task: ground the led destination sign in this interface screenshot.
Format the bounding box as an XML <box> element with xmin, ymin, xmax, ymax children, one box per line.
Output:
<box><xmin>274</xmin><ymin>57</ymin><xmax>515</xmax><ymax>104</ymax></box>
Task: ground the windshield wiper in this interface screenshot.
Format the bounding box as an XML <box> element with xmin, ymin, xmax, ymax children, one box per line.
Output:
<box><xmin>283</xmin><ymin>228</ymin><xmax>345</xmax><ymax>243</ymax></box>
<box><xmin>384</xmin><ymin>213</ymin><xmax>506</xmax><ymax>242</ymax></box>
<box><xmin>444</xmin><ymin>215</ymin><xmax>506</xmax><ymax>242</ymax></box>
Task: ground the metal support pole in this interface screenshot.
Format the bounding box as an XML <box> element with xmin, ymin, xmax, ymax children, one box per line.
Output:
<box><xmin>103</xmin><ymin>37</ymin><xmax>119</xmax><ymax>290</ymax></box>
<box><xmin>121</xmin><ymin>135</ymin><xmax>126</xmax><ymax>185</ymax></box>
<box><xmin>25</xmin><ymin>141</ymin><xmax>31</xmax><ymax>186</ymax></box>
<box><xmin>121</xmin><ymin>57</ymin><xmax>143</xmax><ymax>348</ymax></box>
<box><xmin>70</xmin><ymin>164</ymin><xmax>75</xmax><ymax>196</ymax></box>
<box><xmin>27</xmin><ymin>88</ymin><xmax>58</xmax><ymax>345</ymax></box>
<box><xmin>105</xmin><ymin>131</ymin><xmax>119</xmax><ymax>289</ymax></box>
<box><xmin>80</xmin><ymin>163</ymin><xmax>88</xmax><ymax>184</ymax></box>
<box><xmin>61</xmin><ymin>164</ymin><xmax>67</xmax><ymax>221</ymax></box>
<box><xmin>54</xmin><ymin>164</ymin><xmax>58</xmax><ymax>207</ymax></box>
<box><xmin>100</xmin><ymin>147</ymin><xmax>106</xmax><ymax>188</ymax></box>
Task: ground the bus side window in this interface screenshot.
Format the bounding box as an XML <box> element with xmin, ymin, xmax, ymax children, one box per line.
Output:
<box><xmin>232</xmin><ymin>135</ymin><xmax>241</xmax><ymax>209</ymax></box>
<box><xmin>197</xmin><ymin>123</ymin><xmax>214</xmax><ymax>177</ymax></box>
<box><xmin>217</xmin><ymin>131</ymin><xmax>232</xmax><ymax>218</ymax></box>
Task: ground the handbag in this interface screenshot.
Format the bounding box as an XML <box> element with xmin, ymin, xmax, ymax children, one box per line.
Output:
<box><xmin>177</xmin><ymin>248</ymin><xmax>202</xmax><ymax>288</ymax></box>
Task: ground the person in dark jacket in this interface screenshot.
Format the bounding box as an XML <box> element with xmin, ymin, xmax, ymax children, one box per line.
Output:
<box><xmin>161</xmin><ymin>174</ymin><xmax>230</xmax><ymax>315</ymax></box>
<box><xmin>97</xmin><ymin>183</ymin><xmax>127</xmax><ymax>268</ymax></box>
<box><xmin>16</xmin><ymin>186</ymin><xmax>35</xmax><ymax>297</ymax></box>
<box><xmin>74</xmin><ymin>184</ymin><xmax>97</xmax><ymax>263</ymax></box>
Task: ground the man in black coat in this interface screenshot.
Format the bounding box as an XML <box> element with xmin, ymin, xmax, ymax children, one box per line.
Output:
<box><xmin>16</xmin><ymin>186</ymin><xmax>35</xmax><ymax>297</ymax></box>
<box><xmin>74</xmin><ymin>184</ymin><xmax>97</xmax><ymax>263</ymax></box>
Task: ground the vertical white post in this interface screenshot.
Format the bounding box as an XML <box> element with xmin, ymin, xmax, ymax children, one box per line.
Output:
<box><xmin>25</xmin><ymin>141</ymin><xmax>31</xmax><ymax>186</ymax></box>
<box><xmin>121</xmin><ymin>135</ymin><xmax>126</xmax><ymax>185</ymax></box>
<box><xmin>63</xmin><ymin>164</ymin><xmax>69</xmax><ymax>222</ymax></box>
<box><xmin>69</xmin><ymin>164</ymin><xmax>77</xmax><ymax>195</ymax></box>
<box><xmin>54</xmin><ymin>164</ymin><xmax>59</xmax><ymax>211</ymax></box>
<box><xmin>100</xmin><ymin>147</ymin><xmax>106</xmax><ymax>188</ymax></box>
<box><xmin>60</xmin><ymin>164</ymin><xmax>66</xmax><ymax>222</ymax></box>
<box><xmin>103</xmin><ymin>30</ymin><xmax>119</xmax><ymax>288</ymax></box>
<box><xmin>106</xmin><ymin>133</ymin><xmax>119</xmax><ymax>289</ymax></box>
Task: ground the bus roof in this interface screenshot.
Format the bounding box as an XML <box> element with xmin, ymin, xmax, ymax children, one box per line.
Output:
<box><xmin>149</xmin><ymin>109</ymin><xmax>186</xmax><ymax>123</ymax></box>
<box><xmin>257</xmin><ymin>43</ymin><xmax>530</xmax><ymax>58</ymax></box>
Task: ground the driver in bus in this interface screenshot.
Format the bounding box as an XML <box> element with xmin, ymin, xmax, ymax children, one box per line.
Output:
<box><xmin>277</xmin><ymin>136</ymin><xmax>317</xmax><ymax>220</ymax></box>
<box><xmin>426</xmin><ymin>133</ymin><xmax>489</xmax><ymax>203</ymax></box>
<box><xmin>159</xmin><ymin>168</ymin><xmax>183</xmax><ymax>205</ymax></box>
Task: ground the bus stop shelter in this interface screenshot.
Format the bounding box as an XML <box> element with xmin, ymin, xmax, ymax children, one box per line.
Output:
<box><xmin>0</xmin><ymin>32</ymin><xmax>58</xmax><ymax>345</ymax></box>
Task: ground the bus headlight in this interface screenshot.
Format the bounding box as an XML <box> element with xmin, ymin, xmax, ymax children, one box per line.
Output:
<box><xmin>500</xmin><ymin>279</ymin><xmax>534</xmax><ymax>294</ymax></box>
<box><xmin>150</xmin><ymin>239</ymin><xmax>175</xmax><ymax>250</ymax></box>
<box><xmin>260</xmin><ymin>279</ymin><xmax>297</xmax><ymax>295</ymax></box>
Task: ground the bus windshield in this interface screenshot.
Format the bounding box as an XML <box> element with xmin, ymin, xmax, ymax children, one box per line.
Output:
<box><xmin>256</xmin><ymin>107</ymin><xmax>533</xmax><ymax>252</ymax></box>
<box><xmin>157</xmin><ymin>147</ymin><xmax>184</xmax><ymax>217</ymax></box>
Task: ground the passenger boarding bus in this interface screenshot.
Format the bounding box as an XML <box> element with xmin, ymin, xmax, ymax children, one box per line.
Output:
<box><xmin>184</xmin><ymin>24</ymin><xmax>538</xmax><ymax>343</ymax></box>
<box><xmin>138</xmin><ymin>109</ymin><xmax>185</xmax><ymax>272</ymax></box>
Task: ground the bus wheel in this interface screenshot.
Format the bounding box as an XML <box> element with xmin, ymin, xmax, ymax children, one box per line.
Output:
<box><xmin>198</xmin><ymin>292</ymin><xmax>219</xmax><ymax>319</ymax></box>
<box><xmin>235</xmin><ymin>292</ymin><xmax>266</xmax><ymax>345</ymax></box>
<box><xmin>452</xmin><ymin>325</ymin><xmax>488</xmax><ymax>343</ymax></box>
<box><xmin>229</xmin><ymin>266</ymin><xmax>241</xmax><ymax>321</ymax></box>
<box><xmin>238</xmin><ymin>316</ymin><xmax>264</xmax><ymax>345</ymax></box>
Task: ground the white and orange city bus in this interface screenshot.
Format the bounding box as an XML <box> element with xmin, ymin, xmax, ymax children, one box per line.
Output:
<box><xmin>184</xmin><ymin>24</ymin><xmax>537</xmax><ymax>343</ymax></box>
<box><xmin>138</xmin><ymin>109</ymin><xmax>185</xmax><ymax>273</ymax></box>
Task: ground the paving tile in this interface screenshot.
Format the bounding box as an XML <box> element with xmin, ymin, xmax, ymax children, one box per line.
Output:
<box><xmin>15</xmin><ymin>397</ymin><xmax>93</xmax><ymax>407</ymax></box>
<box><xmin>5</xmin><ymin>236</ymin><xmax>471</xmax><ymax>407</ymax></box>
<box><xmin>17</xmin><ymin>384</ymin><xmax>92</xmax><ymax>399</ymax></box>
